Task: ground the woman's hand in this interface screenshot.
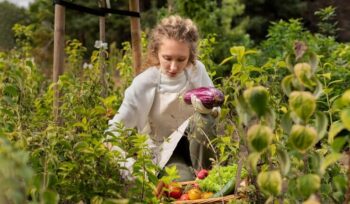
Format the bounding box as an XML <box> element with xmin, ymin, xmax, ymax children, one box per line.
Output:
<box><xmin>104</xmin><ymin>142</ymin><xmax>113</xmax><ymax>150</ymax></box>
<box><xmin>191</xmin><ymin>95</ymin><xmax>221</xmax><ymax>118</ymax></box>
<box><xmin>103</xmin><ymin>141</ymin><xmax>136</xmax><ymax>181</ymax></box>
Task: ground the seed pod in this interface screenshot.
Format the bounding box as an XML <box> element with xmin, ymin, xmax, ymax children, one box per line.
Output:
<box><xmin>340</xmin><ymin>108</ymin><xmax>350</xmax><ymax>130</ymax></box>
<box><xmin>289</xmin><ymin>91</ymin><xmax>316</xmax><ymax>121</ymax></box>
<box><xmin>257</xmin><ymin>170</ymin><xmax>282</xmax><ymax>197</ymax></box>
<box><xmin>341</xmin><ymin>90</ymin><xmax>350</xmax><ymax>106</ymax></box>
<box><xmin>243</xmin><ymin>86</ymin><xmax>269</xmax><ymax>117</ymax></box>
<box><xmin>296</xmin><ymin>174</ymin><xmax>321</xmax><ymax>198</ymax></box>
<box><xmin>183</xmin><ymin>87</ymin><xmax>224</xmax><ymax>109</ymax></box>
<box><xmin>247</xmin><ymin>124</ymin><xmax>273</xmax><ymax>152</ymax></box>
<box><xmin>294</xmin><ymin>63</ymin><xmax>312</xmax><ymax>81</ymax></box>
<box><xmin>289</xmin><ymin>125</ymin><xmax>317</xmax><ymax>152</ymax></box>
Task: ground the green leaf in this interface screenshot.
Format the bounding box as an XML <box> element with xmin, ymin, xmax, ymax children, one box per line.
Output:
<box><xmin>73</xmin><ymin>141</ymin><xmax>93</xmax><ymax>154</ymax></box>
<box><xmin>329</xmin><ymin>79</ymin><xmax>344</xmax><ymax>86</ymax></box>
<box><xmin>219</xmin><ymin>56</ymin><xmax>234</xmax><ymax>65</ymax></box>
<box><xmin>281</xmin><ymin>75</ymin><xmax>293</xmax><ymax>96</ymax></box>
<box><xmin>3</xmin><ymin>84</ymin><xmax>19</xmax><ymax>97</ymax></box>
<box><xmin>25</xmin><ymin>59</ymin><xmax>34</xmax><ymax>69</ymax></box>
<box><xmin>264</xmin><ymin>109</ymin><xmax>276</xmax><ymax>129</ymax></box>
<box><xmin>281</xmin><ymin>112</ymin><xmax>293</xmax><ymax>134</ymax></box>
<box><xmin>341</xmin><ymin>108</ymin><xmax>350</xmax><ymax>130</ymax></box>
<box><xmin>321</xmin><ymin>72</ymin><xmax>331</xmax><ymax>80</ymax></box>
<box><xmin>285</xmin><ymin>54</ymin><xmax>294</xmax><ymax>73</ymax></box>
<box><xmin>320</xmin><ymin>153</ymin><xmax>342</xmax><ymax>175</ymax></box>
<box><xmin>315</xmin><ymin>111</ymin><xmax>328</xmax><ymax>141</ymax></box>
<box><xmin>332</xmin><ymin>137</ymin><xmax>348</xmax><ymax>153</ymax></box>
<box><xmin>276</xmin><ymin>60</ymin><xmax>287</xmax><ymax>68</ymax></box>
<box><xmin>230</xmin><ymin>46</ymin><xmax>245</xmax><ymax>63</ymax></box>
<box><xmin>333</xmin><ymin>175</ymin><xmax>347</xmax><ymax>191</ymax></box>
<box><xmin>245</xmin><ymin>49</ymin><xmax>259</xmax><ymax>55</ymax></box>
<box><xmin>235</xmin><ymin>95</ymin><xmax>253</xmax><ymax>126</ymax></box>
<box><xmin>313</xmin><ymin>79</ymin><xmax>323</xmax><ymax>99</ymax></box>
<box><xmin>276</xmin><ymin>148</ymin><xmax>290</xmax><ymax>176</ymax></box>
<box><xmin>309</xmin><ymin>152</ymin><xmax>321</xmax><ymax>172</ymax></box>
<box><xmin>309</xmin><ymin>52</ymin><xmax>319</xmax><ymax>73</ymax></box>
<box><xmin>73</xmin><ymin>122</ymin><xmax>88</xmax><ymax>131</ymax></box>
<box><xmin>91</xmin><ymin>105</ymin><xmax>106</xmax><ymax>116</ymax></box>
<box><xmin>160</xmin><ymin>166</ymin><xmax>180</xmax><ymax>184</ymax></box>
<box><xmin>231</xmin><ymin>63</ymin><xmax>242</xmax><ymax>75</ymax></box>
<box><xmin>91</xmin><ymin>196</ymin><xmax>103</xmax><ymax>204</ymax></box>
<box><xmin>328</xmin><ymin>121</ymin><xmax>345</xmax><ymax>144</ymax></box>
<box><xmin>103</xmin><ymin>199</ymin><xmax>129</xmax><ymax>204</ymax></box>
<box><xmin>247</xmin><ymin>152</ymin><xmax>260</xmax><ymax>174</ymax></box>
<box><xmin>42</xmin><ymin>189</ymin><xmax>59</xmax><ymax>204</ymax></box>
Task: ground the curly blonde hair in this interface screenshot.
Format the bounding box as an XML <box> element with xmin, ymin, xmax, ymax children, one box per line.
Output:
<box><xmin>143</xmin><ymin>15</ymin><xmax>199</xmax><ymax>70</ymax></box>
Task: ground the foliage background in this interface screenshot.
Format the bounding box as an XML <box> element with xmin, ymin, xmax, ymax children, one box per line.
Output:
<box><xmin>0</xmin><ymin>0</ymin><xmax>350</xmax><ymax>203</ymax></box>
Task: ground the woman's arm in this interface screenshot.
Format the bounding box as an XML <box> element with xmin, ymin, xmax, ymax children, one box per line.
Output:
<box><xmin>107</xmin><ymin>67</ymin><xmax>159</xmax><ymax>136</ymax></box>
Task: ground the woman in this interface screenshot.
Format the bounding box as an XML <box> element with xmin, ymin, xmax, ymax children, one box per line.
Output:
<box><xmin>107</xmin><ymin>15</ymin><xmax>217</xmax><ymax>181</ymax></box>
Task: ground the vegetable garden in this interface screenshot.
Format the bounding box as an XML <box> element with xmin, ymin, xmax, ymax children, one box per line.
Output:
<box><xmin>1</xmin><ymin>1</ymin><xmax>350</xmax><ymax>204</ymax></box>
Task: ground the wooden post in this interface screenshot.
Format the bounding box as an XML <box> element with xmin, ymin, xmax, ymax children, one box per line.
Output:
<box><xmin>53</xmin><ymin>4</ymin><xmax>65</xmax><ymax>124</ymax></box>
<box><xmin>129</xmin><ymin>0</ymin><xmax>142</xmax><ymax>75</ymax></box>
<box><xmin>99</xmin><ymin>0</ymin><xmax>108</xmax><ymax>97</ymax></box>
<box><xmin>99</xmin><ymin>1</ymin><xmax>106</xmax><ymax>42</ymax></box>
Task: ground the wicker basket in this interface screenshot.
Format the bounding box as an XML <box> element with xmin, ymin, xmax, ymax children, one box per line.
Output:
<box><xmin>172</xmin><ymin>194</ymin><xmax>238</xmax><ymax>204</ymax></box>
<box><xmin>170</xmin><ymin>181</ymin><xmax>244</xmax><ymax>204</ymax></box>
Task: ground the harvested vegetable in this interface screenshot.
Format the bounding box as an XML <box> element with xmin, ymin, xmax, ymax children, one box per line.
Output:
<box><xmin>183</xmin><ymin>87</ymin><xmax>224</xmax><ymax>109</ymax></box>
<box><xmin>201</xmin><ymin>191</ymin><xmax>214</xmax><ymax>199</ymax></box>
<box><xmin>196</xmin><ymin>169</ymin><xmax>209</xmax><ymax>179</ymax></box>
<box><xmin>211</xmin><ymin>178</ymin><xmax>236</xmax><ymax>198</ymax></box>
<box><xmin>197</xmin><ymin>164</ymin><xmax>248</xmax><ymax>193</ymax></box>
<box><xmin>188</xmin><ymin>188</ymin><xmax>202</xmax><ymax>200</ymax></box>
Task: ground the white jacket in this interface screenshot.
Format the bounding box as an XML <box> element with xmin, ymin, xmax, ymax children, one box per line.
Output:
<box><xmin>108</xmin><ymin>60</ymin><xmax>213</xmax><ymax>133</ymax></box>
<box><xmin>107</xmin><ymin>60</ymin><xmax>213</xmax><ymax>171</ymax></box>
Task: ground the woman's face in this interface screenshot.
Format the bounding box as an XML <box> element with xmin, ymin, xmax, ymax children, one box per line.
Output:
<box><xmin>157</xmin><ymin>38</ymin><xmax>190</xmax><ymax>78</ymax></box>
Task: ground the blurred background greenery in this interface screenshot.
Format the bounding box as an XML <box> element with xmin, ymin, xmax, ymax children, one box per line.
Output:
<box><xmin>0</xmin><ymin>0</ymin><xmax>349</xmax><ymax>74</ymax></box>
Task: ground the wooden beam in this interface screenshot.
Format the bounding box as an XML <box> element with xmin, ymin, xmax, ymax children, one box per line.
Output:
<box><xmin>53</xmin><ymin>4</ymin><xmax>65</xmax><ymax>124</ymax></box>
<box><xmin>129</xmin><ymin>0</ymin><xmax>142</xmax><ymax>75</ymax></box>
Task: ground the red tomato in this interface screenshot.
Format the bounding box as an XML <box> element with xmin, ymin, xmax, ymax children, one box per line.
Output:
<box><xmin>179</xmin><ymin>193</ymin><xmax>190</xmax><ymax>200</ymax></box>
<box><xmin>168</xmin><ymin>182</ymin><xmax>182</xmax><ymax>199</ymax></box>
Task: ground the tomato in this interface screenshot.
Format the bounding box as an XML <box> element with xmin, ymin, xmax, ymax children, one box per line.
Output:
<box><xmin>168</xmin><ymin>182</ymin><xmax>182</xmax><ymax>199</ymax></box>
<box><xmin>179</xmin><ymin>193</ymin><xmax>190</xmax><ymax>200</ymax></box>
<box><xmin>188</xmin><ymin>188</ymin><xmax>202</xmax><ymax>200</ymax></box>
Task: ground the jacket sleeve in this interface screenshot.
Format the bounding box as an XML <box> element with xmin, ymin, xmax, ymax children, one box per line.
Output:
<box><xmin>107</xmin><ymin>68</ymin><xmax>158</xmax><ymax>136</ymax></box>
<box><xmin>189</xmin><ymin>60</ymin><xmax>214</xmax><ymax>88</ymax></box>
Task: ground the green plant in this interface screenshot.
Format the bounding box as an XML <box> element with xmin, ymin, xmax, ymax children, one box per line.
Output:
<box><xmin>314</xmin><ymin>6</ymin><xmax>338</xmax><ymax>37</ymax></box>
<box><xmin>0</xmin><ymin>137</ymin><xmax>34</xmax><ymax>204</ymax></box>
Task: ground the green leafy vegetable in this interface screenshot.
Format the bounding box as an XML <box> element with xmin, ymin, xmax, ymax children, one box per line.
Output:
<box><xmin>198</xmin><ymin>164</ymin><xmax>248</xmax><ymax>193</ymax></box>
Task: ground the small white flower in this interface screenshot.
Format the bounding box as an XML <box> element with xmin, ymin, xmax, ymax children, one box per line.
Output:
<box><xmin>94</xmin><ymin>40</ymin><xmax>102</xmax><ymax>49</ymax></box>
<box><xmin>94</xmin><ymin>40</ymin><xmax>108</xmax><ymax>50</ymax></box>
<box><xmin>101</xmin><ymin>42</ymin><xmax>108</xmax><ymax>50</ymax></box>
<box><xmin>83</xmin><ymin>62</ymin><xmax>88</xmax><ymax>69</ymax></box>
<box><xmin>83</xmin><ymin>62</ymin><xmax>93</xmax><ymax>69</ymax></box>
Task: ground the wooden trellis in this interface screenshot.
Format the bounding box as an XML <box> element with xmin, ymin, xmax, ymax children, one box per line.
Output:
<box><xmin>52</xmin><ymin>0</ymin><xmax>141</xmax><ymax>123</ymax></box>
